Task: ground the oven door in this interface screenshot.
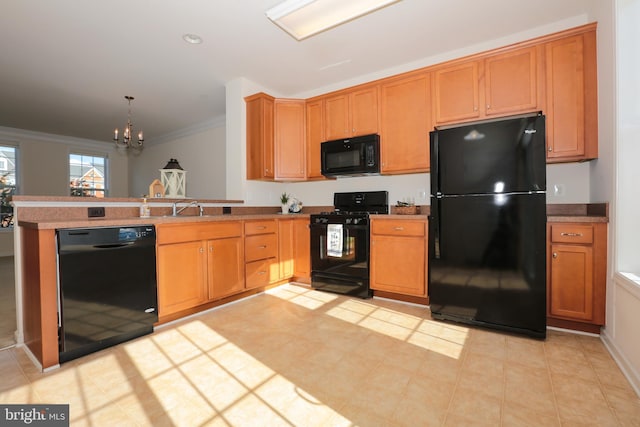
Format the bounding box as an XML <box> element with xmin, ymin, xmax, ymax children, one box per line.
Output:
<box><xmin>310</xmin><ymin>219</ymin><xmax>371</xmax><ymax>298</ymax></box>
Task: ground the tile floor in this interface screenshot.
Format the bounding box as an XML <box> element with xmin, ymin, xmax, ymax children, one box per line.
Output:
<box><xmin>1</xmin><ymin>284</ymin><xmax>639</xmax><ymax>426</ymax></box>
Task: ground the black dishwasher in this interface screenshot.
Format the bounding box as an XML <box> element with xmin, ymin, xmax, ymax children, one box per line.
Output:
<box><xmin>57</xmin><ymin>225</ymin><xmax>158</xmax><ymax>363</ymax></box>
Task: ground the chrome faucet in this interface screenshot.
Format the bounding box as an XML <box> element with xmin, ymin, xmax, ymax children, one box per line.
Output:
<box><xmin>172</xmin><ymin>200</ymin><xmax>200</xmax><ymax>216</ymax></box>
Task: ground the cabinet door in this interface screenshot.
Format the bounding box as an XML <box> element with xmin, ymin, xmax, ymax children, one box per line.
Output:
<box><xmin>350</xmin><ymin>85</ymin><xmax>379</xmax><ymax>136</ymax></box>
<box><xmin>433</xmin><ymin>61</ymin><xmax>480</xmax><ymax>124</ymax></box>
<box><xmin>208</xmin><ymin>237</ymin><xmax>245</xmax><ymax>300</ymax></box>
<box><xmin>293</xmin><ymin>219</ymin><xmax>310</xmax><ymax>279</ymax></box>
<box><xmin>370</xmin><ymin>235</ymin><xmax>426</xmax><ymax>296</ymax></box>
<box><xmin>157</xmin><ymin>241</ymin><xmax>207</xmax><ymax>316</ymax></box>
<box><xmin>245</xmin><ymin>93</ymin><xmax>274</xmax><ymax>180</ymax></box>
<box><xmin>380</xmin><ymin>72</ymin><xmax>431</xmax><ymax>174</ymax></box>
<box><xmin>274</xmin><ymin>99</ymin><xmax>306</xmax><ymax>180</ymax></box>
<box><xmin>549</xmin><ymin>243</ymin><xmax>594</xmax><ymax>321</ymax></box>
<box><xmin>306</xmin><ymin>99</ymin><xmax>324</xmax><ymax>179</ymax></box>
<box><xmin>278</xmin><ymin>219</ymin><xmax>294</xmax><ymax>280</ymax></box>
<box><xmin>485</xmin><ymin>46</ymin><xmax>538</xmax><ymax>116</ymax></box>
<box><xmin>324</xmin><ymin>93</ymin><xmax>350</xmax><ymax>140</ymax></box>
<box><xmin>545</xmin><ymin>35</ymin><xmax>593</xmax><ymax>161</ymax></box>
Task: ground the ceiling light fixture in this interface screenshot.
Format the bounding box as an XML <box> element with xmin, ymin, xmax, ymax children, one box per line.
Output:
<box><xmin>113</xmin><ymin>96</ymin><xmax>144</xmax><ymax>150</ymax></box>
<box><xmin>182</xmin><ymin>33</ymin><xmax>203</xmax><ymax>44</ymax></box>
<box><xmin>266</xmin><ymin>0</ymin><xmax>401</xmax><ymax>40</ymax></box>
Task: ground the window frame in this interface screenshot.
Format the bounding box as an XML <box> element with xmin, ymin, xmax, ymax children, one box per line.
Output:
<box><xmin>68</xmin><ymin>151</ymin><xmax>109</xmax><ymax>198</ymax></box>
<box><xmin>0</xmin><ymin>143</ymin><xmax>18</xmax><ymax>228</ymax></box>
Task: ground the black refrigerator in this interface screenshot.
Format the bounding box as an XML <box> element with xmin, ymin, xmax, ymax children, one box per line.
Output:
<box><xmin>428</xmin><ymin>113</ymin><xmax>547</xmax><ymax>339</ymax></box>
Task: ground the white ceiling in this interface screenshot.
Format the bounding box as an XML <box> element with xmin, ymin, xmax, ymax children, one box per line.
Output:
<box><xmin>0</xmin><ymin>0</ymin><xmax>596</xmax><ymax>144</ymax></box>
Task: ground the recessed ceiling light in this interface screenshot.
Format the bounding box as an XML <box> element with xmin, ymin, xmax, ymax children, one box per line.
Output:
<box><xmin>182</xmin><ymin>33</ymin><xmax>203</xmax><ymax>44</ymax></box>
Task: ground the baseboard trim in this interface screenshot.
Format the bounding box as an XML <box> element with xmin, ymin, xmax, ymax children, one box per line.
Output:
<box><xmin>601</xmin><ymin>329</ymin><xmax>640</xmax><ymax>397</ymax></box>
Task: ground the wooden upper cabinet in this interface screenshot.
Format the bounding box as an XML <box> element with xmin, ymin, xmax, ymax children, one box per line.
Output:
<box><xmin>433</xmin><ymin>61</ymin><xmax>480</xmax><ymax>124</ymax></box>
<box><xmin>274</xmin><ymin>99</ymin><xmax>306</xmax><ymax>180</ymax></box>
<box><xmin>305</xmin><ymin>98</ymin><xmax>324</xmax><ymax>179</ymax></box>
<box><xmin>484</xmin><ymin>46</ymin><xmax>539</xmax><ymax>116</ymax></box>
<box><xmin>245</xmin><ymin>93</ymin><xmax>274</xmax><ymax>180</ymax></box>
<box><xmin>545</xmin><ymin>30</ymin><xmax>598</xmax><ymax>162</ymax></box>
<box><xmin>380</xmin><ymin>72</ymin><xmax>432</xmax><ymax>174</ymax></box>
<box><xmin>325</xmin><ymin>85</ymin><xmax>378</xmax><ymax>140</ymax></box>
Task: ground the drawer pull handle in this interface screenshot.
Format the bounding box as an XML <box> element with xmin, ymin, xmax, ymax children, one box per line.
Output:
<box><xmin>553</xmin><ymin>252</ymin><xmax>558</xmax><ymax>259</ymax></box>
<box><xmin>257</xmin><ymin>226</ymin><xmax>266</xmax><ymax>230</ymax></box>
<box><xmin>259</xmin><ymin>245</ymin><xmax>267</xmax><ymax>249</ymax></box>
<box><xmin>560</xmin><ymin>232</ymin><xmax>583</xmax><ymax>237</ymax></box>
<box><xmin>394</xmin><ymin>227</ymin><xmax>404</xmax><ymax>231</ymax></box>
<box><xmin>258</xmin><ymin>271</ymin><xmax>266</xmax><ymax>275</ymax></box>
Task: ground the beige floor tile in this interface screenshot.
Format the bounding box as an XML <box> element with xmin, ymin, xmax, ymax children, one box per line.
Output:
<box><xmin>502</xmin><ymin>400</ymin><xmax>561</xmax><ymax>426</ymax></box>
<box><xmin>1</xmin><ymin>285</ymin><xmax>638</xmax><ymax>427</ymax></box>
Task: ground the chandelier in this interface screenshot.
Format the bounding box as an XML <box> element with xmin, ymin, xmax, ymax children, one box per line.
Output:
<box><xmin>113</xmin><ymin>95</ymin><xmax>144</xmax><ymax>149</ymax></box>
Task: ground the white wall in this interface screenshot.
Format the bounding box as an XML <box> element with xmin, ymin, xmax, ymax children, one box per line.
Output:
<box><xmin>602</xmin><ymin>0</ymin><xmax>640</xmax><ymax>396</ymax></box>
<box><xmin>129</xmin><ymin>123</ymin><xmax>226</xmax><ymax>199</ymax></box>
<box><xmin>0</xmin><ymin>232</ymin><xmax>13</xmax><ymax>257</ymax></box>
<box><xmin>0</xmin><ymin>127</ymin><xmax>129</xmax><ymax>197</ymax></box>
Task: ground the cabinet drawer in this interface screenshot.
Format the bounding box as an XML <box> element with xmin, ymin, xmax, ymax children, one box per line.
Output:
<box><xmin>245</xmin><ymin>220</ymin><xmax>277</xmax><ymax>235</ymax></box>
<box><xmin>245</xmin><ymin>233</ymin><xmax>278</xmax><ymax>262</ymax></box>
<box><xmin>371</xmin><ymin>220</ymin><xmax>426</xmax><ymax>237</ymax></box>
<box><xmin>246</xmin><ymin>258</ymin><xmax>277</xmax><ymax>288</ymax></box>
<box><xmin>550</xmin><ymin>224</ymin><xmax>593</xmax><ymax>244</ymax></box>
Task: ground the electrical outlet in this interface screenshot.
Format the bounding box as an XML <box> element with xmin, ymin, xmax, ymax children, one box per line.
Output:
<box><xmin>223</xmin><ymin>206</ymin><xmax>231</xmax><ymax>215</ymax></box>
<box><xmin>88</xmin><ymin>207</ymin><xmax>105</xmax><ymax>217</ymax></box>
<box><xmin>553</xmin><ymin>184</ymin><xmax>565</xmax><ymax>197</ymax></box>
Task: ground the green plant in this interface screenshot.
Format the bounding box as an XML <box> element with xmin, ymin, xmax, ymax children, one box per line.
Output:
<box><xmin>280</xmin><ymin>192</ymin><xmax>290</xmax><ymax>205</ymax></box>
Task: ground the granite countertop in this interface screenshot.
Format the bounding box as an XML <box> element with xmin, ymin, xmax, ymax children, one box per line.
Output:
<box><xmin>18</xmin><ymin>213</ymin><xmax>311</xmax><ymax>230</ymax></box>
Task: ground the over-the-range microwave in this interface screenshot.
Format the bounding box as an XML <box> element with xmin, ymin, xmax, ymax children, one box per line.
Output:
<box><xmin>321</xmin><ymin>134</ymin><xmax>380</xmax><ymax>178</ymax></box>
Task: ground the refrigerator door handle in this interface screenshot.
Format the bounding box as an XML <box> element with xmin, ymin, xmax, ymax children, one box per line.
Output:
<box><xmin>432</xmin><ymin>199</ymin><xmax>441</xmax><ymax>260</ymax></box>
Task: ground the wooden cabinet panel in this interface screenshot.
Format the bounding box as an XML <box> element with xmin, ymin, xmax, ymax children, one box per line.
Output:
<box><xmin>245</xmin><ymin>93</ymin><xmax>275</xmax><ymax>180</ymax></box>
<box><xmin>275</xmin><ymin>99</ymin><xmax>306</xmax><ymax>180</ymax></box>
<box><xmin>484</xmin><ymin>46</ymin><xmax>538</xmax><ymax>116</ymax></box>
<box><xmin>350</xmin><ymin>86</ymin><xmax>379</xmax><ymax>136</ymax></box>
<box><xmin>245</xmin><ymin>220</ymin><xmax>277</xmax><ymax>235</ymax></box>
<box><xmin>246</xmin><ymin>258</ymin><xmax>278</xmax><ymax>289</ymax></box>
<box><xmin>278</xmin><ymin>219</ymin><xmax>294</xmax><ymax>280</ymax></box>
<box><xmin>245</xmin><ymin>233</ymin><xmax>278</xmax><ymax>262</ymax></box>
<box><xmin>293</xmin><ymin>218</ymin><xmax>310</xmax><ymax>279</ymax></box>
<box><xmin>380</xmin><ymin>72</ymin><xmax>431</xmax><ymax>174</ymax></box>
<box><xmin>324</xmin><ymin>85</ymin><xmax>378</xmax><ymax>140</ymax></box>
<box><xmin>324</xmin><ymin>94</ymin><xmax>349</xmax><ymax>140</ymax></box>
<box><xmin>208</xmin><ymin>237</ymin><xmax>245</xmax><ymax>300</ymax></box>
<box><xmin>370</xmin><ymin>219</ymin><xmax>427</xmax><ymax>297</ymax></box>
<box><xmin>305</xmin><ymin>99</ymin><xmax>324</xmax><ymax>179</ymax></box>
<box><xmin>371</xmin><ymin>234</ymin><xmax>426</xmax><ymax>296</ymax></box>
<box><xmin>545</xmin><ymin>31</ymin><xmax>598</xmax><ymax>162</ymax></box>
<box><xmin>549</xmin><ymin>244</ymin><xmax>593</xmax><ymax>321</ymax></box>
<box><xmin>157</xmin><ymin>241</ymin><xmax>207</xmax><ymax>316</ymax></box>
<box><xmin>433</xmin><ymin>61</ymin><xmax>480</xmax><ymax>124</ymax></box>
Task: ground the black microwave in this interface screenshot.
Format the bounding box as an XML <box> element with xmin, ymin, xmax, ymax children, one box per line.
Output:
<box><xmin>321</xmin><ymin>134</ymin><xmax>380</xmax><ymax>178</ymax></box>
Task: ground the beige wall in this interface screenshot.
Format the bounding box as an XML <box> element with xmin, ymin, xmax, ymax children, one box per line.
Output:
<box><xmin>128</xmin><ymin>123</ymin><xmax>226</xmax><ymax>199</ymax></box>
<box><xmin>0</xmin><ymin>127</ymin><xmax>129</xmax><ymax>197</ymax></box>
<box><xmin>0</xmin><ymin>231</ymin><xmax>13</xmax><ymax>257</ymax></box>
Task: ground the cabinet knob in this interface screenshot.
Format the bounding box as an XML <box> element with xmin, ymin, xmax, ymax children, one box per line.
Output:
<box><xmin>209</xmin><ymin>247</ymin><xmax>213</xmax><ymax>253</ymax></box>
<box><xmin>199</xmin><ymin>247</ymin><xmax>204</xmax><ymax>253</ymax></box>
<box><xmin>548</xmin><ymin>146</ymin><xmax>552</xmax><ymax>152</ymax></box>
<box><xmin>474</xmin><ymin>106</ymin><xmax>478</xmax><ymax>111</ymax></box>
<box><xmin>486</xmin><ymin>104</ymin><xmax>490</xmax><ymax>110</ymax></box>
<box><xmin>553</xmin><ymin>252</ymin><xmax>558</xmax><ymax>259</ymax></box>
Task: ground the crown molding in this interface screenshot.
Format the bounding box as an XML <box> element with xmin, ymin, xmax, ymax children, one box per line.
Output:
<box><xmin>149</xmin><ymin>115</ymin><xmax>226</xmax><ymax>146</ymax></box>
<box><xmin>0</xmin><ymin>126</ymin><xmax>111</xmax><ymax>151</ymax></box>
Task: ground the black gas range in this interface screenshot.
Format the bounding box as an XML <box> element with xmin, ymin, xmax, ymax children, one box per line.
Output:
<box><xmin>310</xmin><ymin>191</ymin><xmax>388</xmax><ymax>299</ymax></box>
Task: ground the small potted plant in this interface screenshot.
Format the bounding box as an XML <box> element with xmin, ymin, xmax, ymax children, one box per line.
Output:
<box><xmin>280</xmin><ymin>192</ymin><xmax>290</xmax><ymax>214</ymax></box>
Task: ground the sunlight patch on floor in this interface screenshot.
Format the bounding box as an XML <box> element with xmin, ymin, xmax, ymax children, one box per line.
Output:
<box><xmin>267</xmin><ymin>283</ymin><xmax>339</xmax><ymax>309</ymax></box>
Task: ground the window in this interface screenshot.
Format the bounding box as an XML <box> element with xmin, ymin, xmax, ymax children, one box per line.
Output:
<box><xmin>69</xmin><ymin>153</ymin><xmax>107</xmax><ymax>197</ymax></box>
<box><xmin>0</xmin><ymin>145</ymin><xmax>17</xmax><ymax>228</ymax></box>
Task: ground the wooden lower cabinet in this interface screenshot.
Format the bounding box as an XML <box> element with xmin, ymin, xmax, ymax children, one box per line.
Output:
<box><xmin>547</xmin><ymin>222</ymin><xmax>607</xmax><ymax>331</ymax></box>
<box><xmin>208</xmin><ymin>237</ymin><xmax>244</xmax><ymax>300</ymax></box>
<box><xmin>278</xmin><ymin>219</ymin><xmax>294</xmax><ymax>280</ymax></box>
<box><xmin>370</xmin><ymin>218</ymin><xmax>427</xmax><ymax>297</ymax></box>
<box><xmin>156</xmin><ymin>221</ymin><xmax>244</xmax><ymax>317</ymax></box>
<box><xmin>293</xmin><ymin>218</ymin><xmax>310</xmax><ymax>280</ymax></box>
<box><xmin>157</xmin><ymin>240</ymin><xmax>207</xmax><ymax>317</ymax></box>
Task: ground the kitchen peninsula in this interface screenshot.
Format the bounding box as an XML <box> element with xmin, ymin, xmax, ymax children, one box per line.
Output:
<box><xmin>13</xmin><ymin>197</ymin><xmax>608</xmax><ymax>370</ymax></box>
